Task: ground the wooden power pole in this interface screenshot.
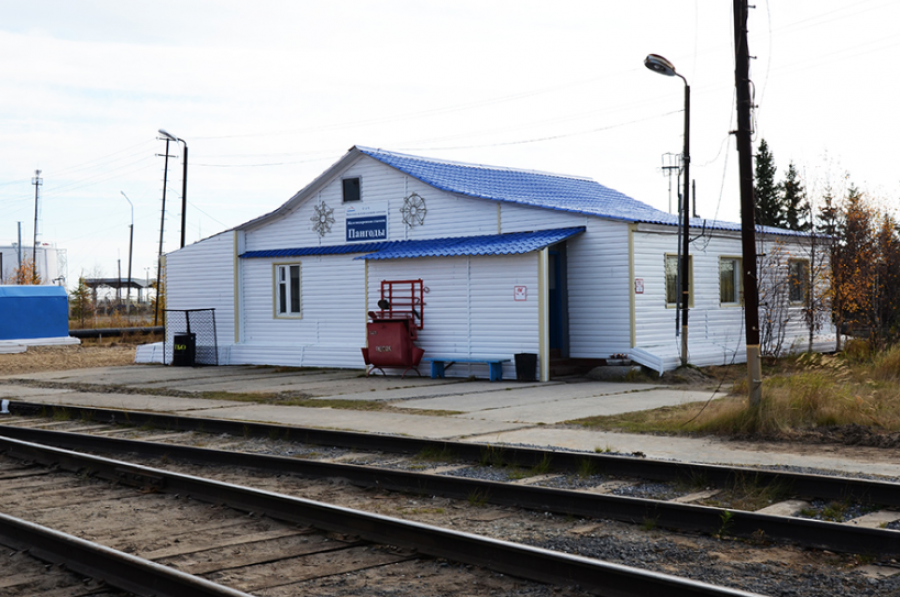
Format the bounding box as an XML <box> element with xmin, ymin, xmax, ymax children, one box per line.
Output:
<box><xmin>733</xmin><ymin>0</ymin><xmax>763</xmax><ymax>406</ymax></box>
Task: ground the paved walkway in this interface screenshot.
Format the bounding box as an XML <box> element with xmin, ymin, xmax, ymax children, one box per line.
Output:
<box><xmin>2</xmin><ymin>365</ymin><xmax>898</xmax><ymax>478</ymax></box>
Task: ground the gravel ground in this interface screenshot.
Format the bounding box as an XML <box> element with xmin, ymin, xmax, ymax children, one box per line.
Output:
<box><xmin>528</xmin><ymin>533</ymin><xmax>896</xmax><ymax>597</ymax></box>
<box><xmin>796</xmin><ymin>498</ymin><xmax>880</xmax><ymax>522</ymax></box>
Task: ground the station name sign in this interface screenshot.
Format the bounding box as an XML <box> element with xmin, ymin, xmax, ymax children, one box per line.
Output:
<box><xmin>346</xmin><ymin>203</ymin><xmax>388</xmax><ymax>242</ymax></box>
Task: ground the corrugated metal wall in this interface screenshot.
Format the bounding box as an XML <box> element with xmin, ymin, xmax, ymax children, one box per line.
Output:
<box><xmin>227</xmin><ymin>154</ymin><xmax>584</xmax><ymax>374</ymax></box>
<box><xmin>165</xmin><ymin>231</ymin><xmax>235</xmax><ymax>363</ymax></box>
<box><xmin>234</xmin><ymin>254</ymin><xmax>366</xmax><ymax>368</ymax></box>
<box><xmin>566</xmin><ymin>218</ymin><xmax>632</xmax><ymax>358</ymax></box>
<box><xmin>368</xmin><ymin>254</ymin><xmax>539</xmax><ymax>379</ymax></box>
<box><xmin>632</xmin><ymin>225</ymin><xmax>833</xmax><ymax>369</ymax></box>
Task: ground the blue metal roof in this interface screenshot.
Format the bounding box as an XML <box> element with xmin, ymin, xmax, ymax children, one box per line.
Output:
<box><xmin>240</xmin><ymin>227</ymin><xmax>585</xmax><ymax>261</ymax></box>
<box><xmin>356</xmin><ymin>146</ymin><xmax>810</xmax><ymax>237</ymax></box>
<box><xmin>240</xmin><ymin>242</ymin><xmax>390</xmax><ymax>259</ymax></box>
<box><xmin>358</xmin><ymin>227</ymin><xmax>584</xmax><ymax>261</ymax></box>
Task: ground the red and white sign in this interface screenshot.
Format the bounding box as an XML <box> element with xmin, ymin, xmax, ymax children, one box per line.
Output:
<box><xmin>514</xmin><ymin>285</ymin><xmax>528</xmax><ymax>301</ymax></box>
<box><xmin>634</xmin><ymin>278</ymin><xmax>645</xmax><ymax>294</ymax></box>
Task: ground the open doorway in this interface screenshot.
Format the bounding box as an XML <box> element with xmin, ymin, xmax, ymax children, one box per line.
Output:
<box><xmin>548</xmin><ymin>244</ymin><xmax>569</xmax><ymax>358</ymax></box>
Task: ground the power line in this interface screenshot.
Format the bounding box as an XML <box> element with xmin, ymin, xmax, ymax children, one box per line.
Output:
<box><xmin>399</xmin><ymin>110</ymin><xmax>683</xmax><ymax>152</ymax></box>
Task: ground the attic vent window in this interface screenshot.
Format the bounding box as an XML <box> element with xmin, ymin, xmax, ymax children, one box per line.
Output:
<box><xmin>342</xmin><ymin>177</ymin><xmax>361</xmax><ymax>202</ymax></box>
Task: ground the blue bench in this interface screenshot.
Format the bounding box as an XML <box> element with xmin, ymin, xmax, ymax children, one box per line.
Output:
<box><xmin>424</xmin><ymin>357</ymin><xmax>511</xmax><ymax>382</ymax></box>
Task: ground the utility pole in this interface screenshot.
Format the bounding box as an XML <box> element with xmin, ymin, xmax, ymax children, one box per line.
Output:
<box><xmin>17</xmin><ymin>222</ymin><xmax>22</xmax><ymax>269</ymax></box>
<box><xmin>155</xmin><ymin>138</ymin><xmax>176</xmax><ymax>326</ymax></box>
<box><xmin>31</xmin><ymin>170</ymin><xmax>42</xmax><ymax>284</ymax></box>
<box><xmin>679</xmin><ymin>82</ymin><xmax>690</xmax><ymax>369</ymax></box>
<box><xmin>120</xmin><ymin>192</ymin><xmax>134</xmax><ymax>310</ymax></box>
<box><xmin>661</xmin><ymin>153</ymin><xmax>680</xmax><ymax>214</ymax></box>
<box><xmin>733</xmin><ymin>0</ymin><xmax>763</xmax><ymax>406</ymax></box>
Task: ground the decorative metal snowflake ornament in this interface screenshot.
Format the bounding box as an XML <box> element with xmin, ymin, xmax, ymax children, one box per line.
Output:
<box><xmin>400</xmin><ymin>193</ymin><xmax>427</xmax><ymax>227</ymax></box>
<box><xmin>310</xmin><ymin>200</ymin><xmax>335</xmax><ymax>237</ymax></box>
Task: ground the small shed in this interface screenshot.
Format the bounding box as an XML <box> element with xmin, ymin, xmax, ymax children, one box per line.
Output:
<box><xmin>0</xmin><ymin>286</ymin><xmax>76</xmax><ymax>352</ymax></box>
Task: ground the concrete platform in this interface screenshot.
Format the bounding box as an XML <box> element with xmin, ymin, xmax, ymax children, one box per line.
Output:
<box><xmin>17</xmin><ymin>392</ymin><xmax>242</xmax><ymax>412</ymax></box>
<box><xmin>400</xmin><ymin>382</ymin><xmax>653</xmax><ymax>412</ymax></box>
<box><xmin>453</xmin><ymin>388</ymin><xmax>724</xmax><ymax>424</ymax></box>
<box><xmin>0</xmin><ymin>385</ymin><xmax>75</xmax><ymax>399</ymax></box>
<box><xmin>469</xmin><ymin>427</ymin><xmax>900</xmax><ymax>478</ymax></box>
<box><xmin>173</xmin><ymin>404</ymin><xmax>528</xmax><ymax>439</ymax></box>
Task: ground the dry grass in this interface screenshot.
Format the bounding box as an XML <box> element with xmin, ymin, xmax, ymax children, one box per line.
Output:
<box><xmin>569</xmin><ymin>344</ymin><xmax>900</xmax><ymax>439</ymax></box>
<box><xmin>0</xmin><ymin>344</ymin><xmax>137</xmax><ymax>376</ymax></box>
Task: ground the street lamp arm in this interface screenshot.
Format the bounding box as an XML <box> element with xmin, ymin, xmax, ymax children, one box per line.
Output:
<box><xmin>159</xmin><ymin>128</ymin><xmax>190</xmax><ymax>249</ymax></box>
<box><xmin>645</xmin><ymin>53</ymin><xmax>691</xmax><ymax>367</ymax></box>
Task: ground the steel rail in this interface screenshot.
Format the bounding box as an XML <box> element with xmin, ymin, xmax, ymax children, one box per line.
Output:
<box><xmin>0</xmin><ymin>512</ymin><xmax>253</xmax><ymax>597</ymax></box>
<box><xmin>0</xmin><ymin>434</ymin><xmax>761</xmax><ymax>597</ymax></box>
<box><xmin>9</xmin><ymin>400</ymin><xmax>900</xmax><ymax>507</ymax></box>
<box><xmin>3</xmin><ymin>424</ymin><xmax>900</xmax><ymax>557</ymax></box>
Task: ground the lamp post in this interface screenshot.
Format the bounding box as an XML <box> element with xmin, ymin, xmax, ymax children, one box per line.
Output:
<box><xmin>645</xmin><ymin>53</ymin><xmax>691</xmax><ymax>367</ymax></box>
<box><xmin>120</xmin><ymin>191</ymin><xmax>134</xmax><ymax>309</ymax></box>
<box><xmin>158</xmin><ymin>129</ymin><xmax>188</xmax><ymax>249</ymax></box>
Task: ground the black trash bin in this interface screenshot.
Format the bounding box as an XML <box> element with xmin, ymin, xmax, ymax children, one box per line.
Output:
<box><xmin>172</xmin><ymin>333</ymin><xmax>196</xmax><ymax>367</ymax></box>
<box><xmin>515</xmin><ymin>353</ymin><xmax>537</xmax><ymax>381</ymax></box>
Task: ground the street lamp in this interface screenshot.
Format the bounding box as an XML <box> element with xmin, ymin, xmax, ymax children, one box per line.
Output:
<box><xmin>158</xmin><ymin>129</ymin><xmax>188</xmax><ymax>249</ymax></box>
<box><xmin>645</xmin><ymin>53</ymin><xmax>691</xmax><ymax>367</ymax></box>
<box><xmin>120</xmin><ymin>191</ymin><xmax>134</xmax><ymax>309</ymax></box>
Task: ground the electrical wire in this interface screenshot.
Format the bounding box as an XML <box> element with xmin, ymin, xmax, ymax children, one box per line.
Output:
<box><xmin>400</xmin><ymin>110</ymin><xmax>683</xmax><ymax>152</ymax></box>
<box><xmin>186</xmin><ymin>201</ymin><xmax>228</xmax><ymax>228</ymax></box>
<box><xmin>193</xmin><ymin>67</ymin><xmax>646</xmax><ymax>142</ymax></box>
<box><xmin>680</xmin><ymin>314</ymin><xmax>746</xmax><ymax>427</ymax></box>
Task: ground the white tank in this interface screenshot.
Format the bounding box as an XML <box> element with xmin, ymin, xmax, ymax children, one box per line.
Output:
<box><xmin>0</xmin><ymin>242</ymin><xmax>67</xmax><ymax>286</ymax></box>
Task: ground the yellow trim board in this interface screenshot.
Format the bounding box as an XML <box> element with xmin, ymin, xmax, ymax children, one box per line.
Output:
<box><xmin>233</xmin><ymin>231</ymin><xmax>241</xmax><ymax>343</ymax></box>
<box><xmin>629</xmin><ymin>224</ymin><xmax>636</xmax><ymax>348</ymax></box>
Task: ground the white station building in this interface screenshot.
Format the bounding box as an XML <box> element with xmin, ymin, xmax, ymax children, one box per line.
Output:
<box><xmin>161</xmin><ymin>146</ymin><xmax>831</xmax><ymax>380</ymax></box>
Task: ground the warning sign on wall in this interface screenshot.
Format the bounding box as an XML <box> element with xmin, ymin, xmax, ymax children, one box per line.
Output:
<box><xmin>514</xmin><ymin>286</ymin><xmax>527</xmax><ymax>301</ymax></box>
<box><xmin>634</xmin><ymin>278</ymin><xmax>645</xmax><ymax>294</ymax></box>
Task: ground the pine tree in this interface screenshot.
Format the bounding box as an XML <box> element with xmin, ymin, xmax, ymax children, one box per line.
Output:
<box><xmin>782</xmin><ymin>162</ymin><xmax>810</xmax><ymax>231</ymax></box>
<box><xmin>754</xmin><ymin>139</ymin><xmax>784</xmax><ymax>227</ymax></box>
<box><xmin>70</xmin><ymin>277</ymin><xmax>94</xmax><ymax>327</ymax></box>
<box><xmin>816</xmin><ymin>186</ymin><xmax>838</xmax><ymax>237</ymax></box>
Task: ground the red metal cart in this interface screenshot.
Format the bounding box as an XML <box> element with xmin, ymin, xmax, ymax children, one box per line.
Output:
<box><xmin>361</xmin><ymin>279</ymin><xmax>425</xmax><ymax>377</ymax></box>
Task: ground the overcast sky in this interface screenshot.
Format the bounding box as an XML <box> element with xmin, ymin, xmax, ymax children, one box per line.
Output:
<box><xmin>1</xmin><ymin>0</ymin><xmax>897</xmax><ymax>286</ymax></box>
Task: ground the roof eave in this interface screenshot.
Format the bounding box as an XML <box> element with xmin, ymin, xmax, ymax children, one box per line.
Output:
<box><xmin>236</xmin><ymin>146</ymin><xmax>366</xmax><ymax>232</ymax></box>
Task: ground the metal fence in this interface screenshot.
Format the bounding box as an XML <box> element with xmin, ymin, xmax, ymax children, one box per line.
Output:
<box><xmin>163</xmin><ymin>309</ymin><xmax>219</xmax><ymax>366</ymax></box>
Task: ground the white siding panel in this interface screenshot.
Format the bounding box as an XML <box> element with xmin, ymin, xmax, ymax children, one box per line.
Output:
<box><xmin>632</xmin><ymin>227</ymin><xmax>834</xmax><ymax>371</ymax></box>
<box><xmin>566</xmin><ymin>218</ymin><xmax>632</xmax><ymax>358</ymax></box>
<box><xmin>244</xmin><ymin>156</ymin><xmax>602</xmax><ymax>255</ymax></box>
<box><xmin>368</xmin><ymin>254</ymin><xmax>539</xmax><ymax>379</ymax></box>
<box><xmin>236</xmin><ymin>254</ymin><xmax>366</xmax><ymax>368</ymax></box>
<box><xmin>499</xmin><ymin>202</ymin><xmax>589</xmax><ymax>233</ymax></box>
<box><xmin>245</xmin><ymin>157</ymin><xmax>504</xmax><ymax>252</ymax></box>
<box><xmin>165</xmin><ymin>232</ymin><xmax>236</xmax><ymax>362</ymax></box>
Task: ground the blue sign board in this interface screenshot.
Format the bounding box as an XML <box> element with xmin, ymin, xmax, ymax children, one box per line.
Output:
<box><xmin>346</xmin><ymin>214</ymin><xmax>387</xmax><ymax>242</ymax></box>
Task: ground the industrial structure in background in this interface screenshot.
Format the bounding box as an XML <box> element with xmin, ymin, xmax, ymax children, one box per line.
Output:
<box><xmin>0</xmin><ymin>240</ymin><xmax>67</xmax><ymax>286</ymax></box>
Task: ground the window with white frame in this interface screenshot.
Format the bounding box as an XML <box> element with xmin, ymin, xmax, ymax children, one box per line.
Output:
<box><xmin>665</xmin><ymin>254</ymin><xmax>693</xmax><ymax>307</ymax></box>
<box><xmin>275</xmin><ymin>263</ymin><xmax>301</xmax><ymax>317</ymax></box>
<box><xmin>719</xmin><ymin>257</ymin><xmax>742</xmax><ymax>305</ymax></box>
<box><xmin>788</xmin><ymin>259</ymin><xmax>809</xmax><ymax>304</ymax></box>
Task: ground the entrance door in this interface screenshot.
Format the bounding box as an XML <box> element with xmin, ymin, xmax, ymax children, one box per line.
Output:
<box><xmin>548</xmin><ymin>245</ymin><xmax>569</xmax><ymax>357</ymax></box>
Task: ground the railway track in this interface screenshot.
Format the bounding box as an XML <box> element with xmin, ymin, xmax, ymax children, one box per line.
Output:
<box><xmin>4</xmin><ymin>401</ymin><xmax>900</xmax><ymax>558</ymax></box>
<box><xmin>0</xmin><ymin>526</ymin><xmax>136</xmax><ymax>597</ymax></box>
<box><xmin>0</xmin><ymin>434</ymin><xmax>761</xmax><ymax>597</ymax></box>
